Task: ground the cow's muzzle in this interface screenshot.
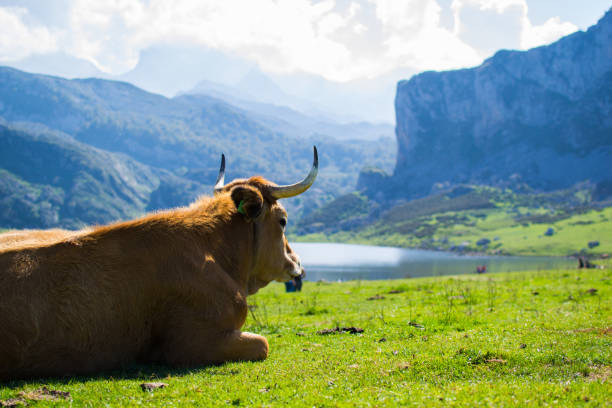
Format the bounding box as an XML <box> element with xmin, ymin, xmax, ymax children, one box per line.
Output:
<box><xmin>288</xmin><ymin>261</ymin><xmax>303</xmax><ymax>278</ymax></box>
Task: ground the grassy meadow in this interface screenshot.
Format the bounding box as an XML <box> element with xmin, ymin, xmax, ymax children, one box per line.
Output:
<box><xmin>352</xmin><ymin>206</ymin><xmax>610</xmax><ymax>256</ymax></box>
<box><xmin>1</xmin><ymin>266</ymin><xmax>610</xmax><ymax>407</ymax></box>
<box><xmin>295</xmin><ymin>191</ymin><xmax>612</xmax><ymax>257</ymax></box>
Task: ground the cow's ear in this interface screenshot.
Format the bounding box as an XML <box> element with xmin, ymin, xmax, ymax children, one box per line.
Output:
<box><xmin>230</xmin><ymin>185</ymin><xmax>264</xmax><ymax>220</ymax></box>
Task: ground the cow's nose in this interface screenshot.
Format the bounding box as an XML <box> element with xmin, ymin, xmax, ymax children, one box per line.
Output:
<box><xmin>288</xmin><ymin>259</ymin><xmax>303</xmax><ymax>278</ymax></box>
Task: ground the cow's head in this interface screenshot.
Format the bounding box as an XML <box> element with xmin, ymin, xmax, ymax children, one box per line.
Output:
<box><xmin>213</xmin><ymin>147</ymin><xmax>318</xmax><ymax>295</ymax></box>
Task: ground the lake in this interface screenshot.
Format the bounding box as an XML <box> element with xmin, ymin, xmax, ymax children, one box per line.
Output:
<box><xmin>292</xmin><ymin>243</ymin><xmax>575</xmax><ymax>281</ymax></box>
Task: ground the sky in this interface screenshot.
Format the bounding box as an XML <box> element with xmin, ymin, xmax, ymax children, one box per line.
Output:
<box><xmin>1</xmin><ymin>0</ymin><xmax>610</xmax><ymax>84</ymax></box>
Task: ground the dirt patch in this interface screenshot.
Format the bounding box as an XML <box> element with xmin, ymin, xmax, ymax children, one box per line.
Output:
<box><xmin>456</xmin><ymin>348</ymin><xmax>507</xmax><ymax>365</ymax></box>
<box><xmin>449</xmin><ymin>295</ymin><xmax>465</xmax><ymax>300</ymax></box>
<box><xmin>367</xmin><ymin>294</ymin><xmax>385</xmax><ymax>301</ymax></box>
<box><xmin>0</xmin><ymin>399</ymin><xmax>26</xmax><ymax>408</ymax></box>
<box><xmin>19</xmin><ymin>387</ymin><xmax>70</xmax><ymax>402</ymax></box>
<box><xmin>317</xmin><ymin>327</ymin><xmax>364</xmax><ymax>335</ymax></box>
<box><xmin>574</xmin><ymin>327</ymin><xmax>612</xmax><ymax>336</ymax></box>
<box><xmin>2</xmin><ymin>387</ymin><xmax>71</xmax><ymax>407</ymax></box>
<box><xmin>37</xmin><ymin>387</ymin><xmax>69</xmax><ymax>400</ymax></box>
<box><xmin>587</xmin><ymin>365</ymin><xmax>611</xmax><ymax>382</ymax></box>
<box><xmin>388</xmin><ymin>289</ymin><xmax>404</xmax><ymax>294</ymax></box>
<box><xmin>140</xmin><ymin>382</ymin><xmax>168</xmax><ymax>392</ymax></box>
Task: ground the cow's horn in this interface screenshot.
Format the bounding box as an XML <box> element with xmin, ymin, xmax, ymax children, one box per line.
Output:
<box><xmin>213</xmin><ymin>153</ymin><xmax>225</xmax><ymax>194</ymax></box>
<box><xmin>269</xmin><ymin>146</ymin><xmax>318</xmax><ymax>199</ymax></box>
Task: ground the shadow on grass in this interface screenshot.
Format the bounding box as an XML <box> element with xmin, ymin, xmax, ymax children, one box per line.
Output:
<box><xmin>0</xmin><ymin>361</ymin><xmax>244</xmax><ymax>389</ymax></box>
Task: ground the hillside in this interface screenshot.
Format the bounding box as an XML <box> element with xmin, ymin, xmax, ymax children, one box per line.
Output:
<box><xmin>0</xmin><ymin>66</ymin><xmax>290</xmax><ymax>178</ymax></box>
<box><xmin>385</xmin><ymin>9</ymin><xmax>612</xmax><ymax>200</ymax></box>
<box><xmin>293</xmin><ymin>184</ymin><xmax>611</xmax><ymax>256</ymax></box>
<box><xmin>0</xmin><ymin>124</ymin><xmax>204</xmax><ymax>229</ymax></box>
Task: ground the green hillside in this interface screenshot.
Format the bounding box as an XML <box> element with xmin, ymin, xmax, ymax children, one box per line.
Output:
<box><xmin>0</xmin><ymin>124</ymin><xmax>204</xmax><ymax>229</ymax></box>
<box><xmin>293</xmin><ymin>185</ymin><xmax>612</xmax><ymax>257</ymax></box>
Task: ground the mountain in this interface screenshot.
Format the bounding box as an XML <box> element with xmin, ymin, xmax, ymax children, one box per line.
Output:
<box><xmin>86</xmin><ymin>43</ymin><xmax>399</xmax><ymax>123</ymax></box>
<box><xmin>387</xmin><ymin>8</ymin><xmax>612</xmax><ymax>200</ymax></box>
<box><xmin>0</xmin><ymin>123</ymin><xmax>204</xmax><ymax>229</ymax></box>
<box><xmin>5</xmin><ymin>40</ymin><xmax>402</xmax><ymax>123</ymax></box>
<box><xmin>0</xmin><ymin>66</ymin><xmax>395</xmax><ymax>228</ymax></box>
<box><xmin>186</xmin><ymin>81</ymin><xmax>395</xmax><ymax>141</ymax></box>
<box><xmin>0</xmin><ymin>66</ymin><xmax>387</xmax><ymax>184</ymax></box>
<box><xmin>116</xmin><ymin>45</ymin><xmax>255</xmax><ymax>97</ymax></box>
<box><xmin>193</xmin><ymin>67</ymin><xmax>403</xmax><ymax>123</ymax></box>
<box><xmin>6</xmin><ymin>51</ymin><xmax>105</xmax><ymax>80</ymax></box>
<box><xmin>269</xmin><ymin>69</ymin><xmax>406</xmax><ymax>123</ymax></box>
<box><xmin>235</xmin><ymin>69</ymin><xmax>300</xmax><ymax>109</ymax></box>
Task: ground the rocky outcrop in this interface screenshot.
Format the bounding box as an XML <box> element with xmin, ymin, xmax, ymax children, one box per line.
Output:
<box><xmin>356</xmin><ymin>166</ymin><xmax>391</xmax><ymax>199</ymax></box>
<box><xmin>392</xmin><ymin>9</ymin><xmax>612</xmax><ymax>199</ymax></box>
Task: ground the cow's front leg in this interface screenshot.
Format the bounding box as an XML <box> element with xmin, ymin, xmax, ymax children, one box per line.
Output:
<box><xmin>162</xmin><ymin>328</ymin><xmax>268</xmax><ymax>367</ymax></box>
<box><xmin>215</xmin><ymin>330</ymin><xmax>269</xmax><ymax>363</ymax></box>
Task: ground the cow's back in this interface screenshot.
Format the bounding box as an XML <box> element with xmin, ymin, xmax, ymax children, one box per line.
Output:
<box><xmin>0</xmin><ymin>231</ymin><xmax>163</xmax><ymax>380</ymax></box>
<box><xmin>0</xmin><ymin>228</ymin><xmax>91</xmax><ymax>251</ymax></box>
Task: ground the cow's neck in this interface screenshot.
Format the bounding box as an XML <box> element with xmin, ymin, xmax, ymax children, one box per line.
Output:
<box><xmin>208</xmin><ymin>217</ymin><xmax>256</xmax><ymax>296</ymax></box>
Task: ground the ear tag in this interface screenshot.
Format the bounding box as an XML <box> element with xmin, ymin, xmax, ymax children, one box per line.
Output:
<box><xmin>237</xmin><ymin>199</ymin><xmax>247</xmax><ymax>215</ymax></box>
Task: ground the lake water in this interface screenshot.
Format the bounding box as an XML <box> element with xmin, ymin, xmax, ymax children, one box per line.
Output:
<box><xmin>291</xmin><ymin>243</ymin><xmax>575</xmax><ymax>281</ymax></box>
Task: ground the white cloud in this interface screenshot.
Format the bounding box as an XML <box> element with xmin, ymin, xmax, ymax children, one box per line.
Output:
<box><xmin>5</xmin><ymin>0</ymin><xmax>482</xmax><ymax>80</ymax></box>
<box><xmin>353</xmin><ymin>22</ymin><xmax>367</xmax><ymax>34</ymax></box>
<box><xmin>372</xmin><ymin>0</ymin><xmax>440</xmax><ymax>33</ymax></box>
<box><xmin>451</xmin><ymin>0</ymin><xmax>578</xmax><ymax>54</ymax></box>
<box><xmin>61</xmin><ymin>0</ymin><xmax>358</xmax><ymax>79</ymax></box>
<box><xmin>521</xmin><ymin>16</ymin><xmax>578</xmax><ymax>49</ymax></box>
<box><xmin>0</xmin><ymin>6</ymin><xmax>57</xmax><ymax>61</ymax></box>
<box><xmin>383</xmin><ymin>26</ymin><xmax>482</xmax><ymax>71</ymax></box>
<box><xmin>369</xmin><ymin>0</ymin><xmax>482</xmax><ymax>72</ymax></box>
<box><xmin>452</xmin><ymin>0</ymin><xmax>524</xmax><ymax>14</ymax></box>
<box><xmin>67</xmin><ymin>0</ymin><xmax>148</xmax><ymax>73</ymax></box>
<box><xmin>0</xmin><ymin>0</ymin><xmax>584</xmax><ymax>82</ymax></box>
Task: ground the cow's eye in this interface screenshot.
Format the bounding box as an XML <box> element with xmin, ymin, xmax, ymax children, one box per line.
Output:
<box><xmin>279</xmin><ymin>218</ymin><xmax>287</xmax><ymax>228</ymax></box>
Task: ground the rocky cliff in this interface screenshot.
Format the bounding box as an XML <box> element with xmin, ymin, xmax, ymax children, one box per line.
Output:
<box><xmin>392</xmin><ymin>9</ymin><xmax>612</xmax><ymax>199</ymax></box>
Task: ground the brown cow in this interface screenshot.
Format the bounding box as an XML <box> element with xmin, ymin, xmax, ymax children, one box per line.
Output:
<box><xmin>0</xmin><ymin>147</ymin><xmax>318</xmax><ymax>380</ymax></box>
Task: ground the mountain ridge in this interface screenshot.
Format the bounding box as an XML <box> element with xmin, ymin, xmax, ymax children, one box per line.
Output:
<box><xmin>0</xmin><ymin>65</ymin><xmax>395</xmax><ymax>228</ymax></box>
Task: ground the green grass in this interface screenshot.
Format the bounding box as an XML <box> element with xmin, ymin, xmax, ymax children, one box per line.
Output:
<box><xmin>445</xmin><ymin>207</ymin><xmax>612</xmax><ymax>256</ymax></box>
<box><xmin>1</xmin><ymin>267</ymin><xmax>610</xmax><ymax>406</ymax></box>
